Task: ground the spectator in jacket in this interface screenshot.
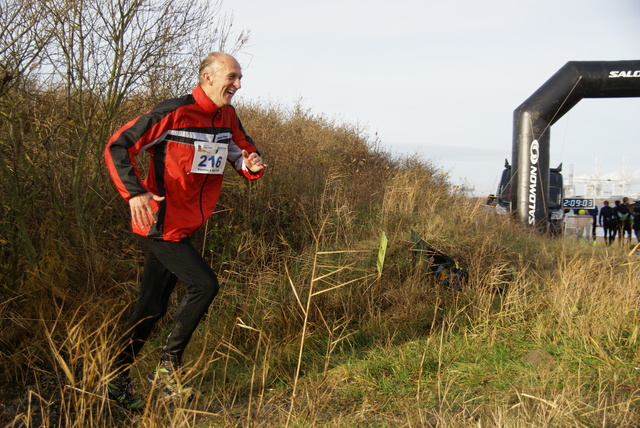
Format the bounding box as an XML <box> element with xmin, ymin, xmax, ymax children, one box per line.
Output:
<box><xmin>615</xmin><ymin>197</ymin><xmax>633</xmax><ymax>245</ymax></box>
<box><xmin>599</xmin><ymin>200</ymin><xmax>616</xmax><ymax>245</ymax></box>
<box><xmin>633</xmin><ymin>204</ymin><xmax>640</xmax><ymax>244</ymax></box>
<box><xmin>104</xmin><ymin>52</ymin><xmax>266</xmax><ymax>410</ymax></box>
<box><xmin>588</xmin><ymin>205</ymin><xmax>598</xmax><ymax>242</ymax></box>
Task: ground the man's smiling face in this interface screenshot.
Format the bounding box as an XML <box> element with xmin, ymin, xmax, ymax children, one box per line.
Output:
<box><xmin>202</xmin><ymin>54</ymin><xmax>243</xmax><ymax>107</ymax></box>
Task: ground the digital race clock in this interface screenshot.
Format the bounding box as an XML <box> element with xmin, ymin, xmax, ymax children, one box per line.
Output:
<box><xmin>562</xmin><ymin>198</ymin><xmax>595</xmax><ymax>209</ymax></box>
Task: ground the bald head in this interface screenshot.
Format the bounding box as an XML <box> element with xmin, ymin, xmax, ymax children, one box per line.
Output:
<box><xmin>199</xmin><ymin>52</ymin><xmax>243</xmax><ymax>107</ymax></box>
<box><xmin>199</xmin><ymin>53</ymin><xmax>239</xmax><ymax>84</ymax></box>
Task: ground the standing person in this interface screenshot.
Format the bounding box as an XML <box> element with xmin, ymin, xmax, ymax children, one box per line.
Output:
<box><xmin>599</xmin><ymin>200</ymin><xmax>616</xmax><ymax>245</ymax></box>
<box><xmin>575</xmin><ymin>209</ymin><xmax>589</xmax><ymax>241</ymax></box>
<box><xmin>611</xmin><ymin>200</ymin><xmax>622</xmax><ymax>244</ymax></box>
<box><xmin>104</xmin><ymin>52</ymin><xmax>266</xmax><ymax>410</ymax></box>
<box><xmin>633</xmin><ymin>202</ymin><xmax>640</xmax><ymax>244</ymax></box>
<box><xmin>615</xmin><ymin>197</ymin><xmax>633</xmax><ymax>245</ymax></box>
<box><xmin>588</xmin><ymin>205</ymin><xmax>598</xmax><ymax>243</ymax></box>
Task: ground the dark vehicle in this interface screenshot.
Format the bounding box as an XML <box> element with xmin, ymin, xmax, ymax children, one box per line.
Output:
<box><xmin>493</xmin><ymin>159</ymin><xmax>565</xmax><ymax>234</ymax></box>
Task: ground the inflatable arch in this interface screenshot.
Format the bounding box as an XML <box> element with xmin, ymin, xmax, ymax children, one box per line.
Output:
<box><xmin>512</xmin><ymin>60</ymin><xmax>640</xmax><ymax>228</ymax></box>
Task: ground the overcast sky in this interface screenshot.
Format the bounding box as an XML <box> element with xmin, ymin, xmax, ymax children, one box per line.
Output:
<box><xmin>224</xmin><ymin>0</ymin><xmax>640</xmax><ymax>197</ymax></box>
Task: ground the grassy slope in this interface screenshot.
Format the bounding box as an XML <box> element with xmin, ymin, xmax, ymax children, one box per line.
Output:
<box><xmin>2</xmin><ymin>102</ymin><xmax>640</xmax><ymax>427</ymax></box>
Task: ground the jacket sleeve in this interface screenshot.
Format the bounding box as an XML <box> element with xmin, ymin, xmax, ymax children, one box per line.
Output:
<box><xmin>226</xmin><ymin>110</ymin><xmax>264</xmax><ymax>181</ymax></box>
<box><xmin>104</xmin><ymin>102</ymin><xmax>175</xmax><ymax>200</ymax></box>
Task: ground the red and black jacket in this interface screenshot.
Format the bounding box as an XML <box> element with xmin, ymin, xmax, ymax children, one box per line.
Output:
<box><xmin>105</xmin><ymin>85</ymin><xmax>263</xmax><ymax>241</ymax></box>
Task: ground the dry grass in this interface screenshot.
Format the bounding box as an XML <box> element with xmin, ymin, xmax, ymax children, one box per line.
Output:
<box><xmin>4</xmin><ymin>188</ymin><xmax>640</xmax><ymax>426</ymax></box>
<box><xmin>2</xmin><ymin>93</ymin><xmax>640</xmax><ymax>426</ymax></box>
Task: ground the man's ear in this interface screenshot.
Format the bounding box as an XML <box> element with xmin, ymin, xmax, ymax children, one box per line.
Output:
<box><xmin>202</xmin><ymin>72</ymin><xmax>212</xmax><ymax>86</ymax></box>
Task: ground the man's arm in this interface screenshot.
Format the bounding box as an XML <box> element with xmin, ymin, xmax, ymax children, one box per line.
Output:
<box><xmin>225</xmin><ymin>110</ymin><xmax>266</xmax><ymax>180</ymax></box>
<box><xmin>105</xmin><ymin>98</ymin><xmax>180</xmax><ymax>200</ymax></box>
<box><xmin>104</xmin><ymin>117</ymin><xmax>149</xmax><ymax>201</ymax></box>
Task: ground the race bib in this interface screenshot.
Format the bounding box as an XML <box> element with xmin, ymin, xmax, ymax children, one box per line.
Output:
<box><xmin>190</xmin><ymin>141</ymin><xmax>228</xmax><ymax>174</ymax></box>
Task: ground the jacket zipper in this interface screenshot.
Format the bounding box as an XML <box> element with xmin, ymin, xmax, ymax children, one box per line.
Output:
<box><xmin>199</xmin><ymin>107</ymin><xmax>222</xmax><ymax>225</ymax></box>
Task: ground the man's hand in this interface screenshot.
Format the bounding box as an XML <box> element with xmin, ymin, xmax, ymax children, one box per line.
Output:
<box><xmin>129</xmin><ymin>192</ymin><xmax>165</xmax><ymax>228</ymax></box>
<box><xmin>242</xmin><ymin>149</ymin><xmax>267</xmax><ymax>172</ymax></box>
